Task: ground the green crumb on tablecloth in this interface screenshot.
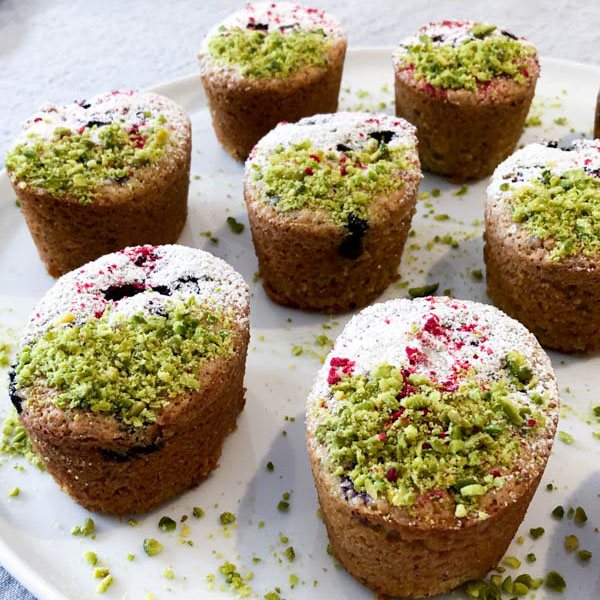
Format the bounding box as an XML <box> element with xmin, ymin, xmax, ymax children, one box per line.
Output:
<box><xmin>577</xmin><ymin>549</ymin><xmax>592</xmax><ymax>562</ymax></box>
<box><xmin>471</xmin><ymin>269</ymin><xmax>483</xmax><ymax>281</ymax></box>
<box><xmin>545</xmin><ymin>571</ymin><xmax>566</xmax><ymax>592</ymax></box>
<box><xmin>143</xmin><ymin>538</ymin><xmax>163</xmax><ymax>557</ymax></box>
<box><xmin>258</xmin><ymin>521</ymin><xmax>265</xmax><ymax>528</ymax></box>
<box><xmin>158</xmin><ymin>516</ymin><xmax>177</xmax><ymax>531</ymax></box>
<box><xmin>565</xmin><ymin>534</ymin><xmax>579</xmax><ymax>551</ymax></box>
<box><xmin>83</xmin><ymin>551</ymin><xmax>97</xmax><ymax>566</ymax></box>
<box><xmin>546</xmin><ymin>483</ymin><xmax>554</xmax><ymax>491</ymax></box>
<box><xmin>552</xmin><ymin>505</ymin><xmax>565</xmax><ymax>519</ymax></box>
<box><xmin>289</xmin><ymin>573</ymin><xmax>299</xmax><ymax>588</ymax></box>
<box><xmin>554</xmin><ymin>117</ymin><xmax>568</xmax><ymax>126</ymax></box>
<box><xmin>71</xmin><ymin>517</ymin><xmax>95</xmax><ymax>537</ymax></box>
<box><xmin>558</xmin><ymin>431</ymin><xmax>574</xmax><ymax>444</ymax></box>
<box><xmin>408</xmin><ymin>283</ymin><xmax>439</xmax><ymax>297</ymax></box>
<box><xmin>503</xmin><ymin>556</ymin><xmax>521</xmax><ymax>569</ymax></box>
<box><xmin>127</xmin><ymin>553</ymin><xmax>135</xmax><ymax>561</ymax></box>
<box><xmin>434</xmin><ymin>214</ymin><xmax>449</xmax><ymax>221</ymax></box>
<box><xmin>431</xmin><ymin>188</ymin><xmax>440</xmax><ymax>197</ymax></box>
<box><xmin>575</xmin><ymin>506</ymin><xmax>588</xmax><ymax>523</ymax></box>
<box><xmin>7</xmin><ymin>486</ymin><xmax>19</xmax><ymax>497</ymax></box>
<box><xmin>227</xmin><ymin>216</ymin><xmax>245</xmax><ymax>234</ymax></box>
<box><xmin>314</xmin><ymin>334</ymin><xmax>332</xmax><ymax>347</ymax></box>
<box><xmin>291</xmin><ymin>345</ymin><xmax>303</xmax><ymax>356</ymax></box>
<box><xmin>278</xmin><ymin>500</ymin><xmax>290</xmax><ymax>512</ymax></box>
<box><xmin>266</xmin><ymin>461</ymin><xmax>274</xmax><ymax>471</ymax></box>
<box><xmin>529</xmin><ymin>527</ymin><xmax>545</xmax><ymax>539</ymax></box>
<box><xmin>526</xmin><ymin>552</ymin><xmax>536</xmax><ymax>563</ymax></box>
<box><xmin>127</xmin><ymin>518</ymin><xmax>138</xmax><ymax>527</ymax></box>
<box><xmin>94</xmin><ymin>568</ymin><xmax>109</xmax><ymax>579</ymax></box>
<box><xmin>454</xmin><ymin>184</ymin><xmax>468</xmax><ymax>196</ymax></box>
<box><xmin>219</xmin><ymin>511</ymin><xmax>236</xmax><ymax>525</ymax></box>
<box><xmin>217</xmin><ymin>561</ymin><xmax>252</xmax><ymax>597</ymax></box>
<box><xmin>284</xmin><ymin>546</ymin><xmax>295</xmax><ymax>562</ymax></box>
<box><xmin>95</xmin><ymin>574</ymin><xmax>114</xmax><ymax>594</ymax></box>
<box><xmin>163</xmin><ymin>566</ymin><xmax>175</xmax><ymax>580</ymax></box>
<box><xmin>1</xmin><ymin>409</ymin><xmax>45</xmax><ymax>470</ymax></box>
<box><xmin>264</xmin><ymin>592</ymin><xmax>282</xmax><ymax>600</ymax></box>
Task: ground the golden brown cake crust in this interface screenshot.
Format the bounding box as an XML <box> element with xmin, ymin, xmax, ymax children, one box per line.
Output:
<box><xmin>13</xmin><ymin>133</ymin><xmax>191</xmax><ymax>278</ymax></box>
<box><xmin>200</xmin><ymin>40</ymin><xmax>346</xmax><ymax>161</ymax></box>
<box><xmin>19</xmin><ymin>321</ymin><xmax>249</xmax><ymax>515</ymax></box>
<box><xmin>245</xmin><ymin>180</ymin><xmax>418</xmax><ymax>313</ymax></box>
<box><xmin>306</xmin><ymin>298</ymin><xmax>559</xmax><ymax>597</ymax></box>
<box><xmin>13</xmin><ymin>245</ymin><xmax>250</xmax><ymax>515</ymax></box>
<box><xmin>394</xmin><ymin>60</ymin><xmax>538</xmax><ymax>181</ymax></box>
<box><xmin>485</xmin><ymin>191</ymin><xmax>600</xmax><ymax>353</ymax></box>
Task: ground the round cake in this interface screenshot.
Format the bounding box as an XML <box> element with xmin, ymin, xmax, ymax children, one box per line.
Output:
<box><xmin>9</xmin><ymin>244</ymin><xmax>249</xmax><ymax>515</ymax></box>
<box><xmin>485</xmin><ymin>139</ymin><xmax>600</xmax><ymax>352</ymax></box>
<box><xmin>306</xmin><ymin>297</ymin><xmax>559</xmax><ymax>597</ymax></box>
<box><xmin>5</xmin><ymin>91</ymin><xmax>191</xmax><ymax>277</ymax></box>
<box><xmin>393</xmin><ymin>21</ymin><xmax>539</xmax><ymax>180</ymax></box>
<box><xmin>244</xmin><ymin>111</ymin><xmax>422</xmax><ymax>313</ymax></box>
<box><xmin>198</xmin><ymin>2</ymin><xmax>346</xmax><ymax>160</ymax></box>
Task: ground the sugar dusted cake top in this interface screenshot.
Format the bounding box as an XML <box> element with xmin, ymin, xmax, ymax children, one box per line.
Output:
<box><xmin>488</xmin><ymin>140</ymin><xmax>600</xmax><ymax>261</ymax></box>
<box><xmin>22</xmin><ymin>244</ymin><xmax>249</xmax><ymax>346</ymax></box>
<box><xmin>307</xmin><ymin>297</ymin><xmax>558</xmax><ymax>520</ymax></box>
<box><xmin>199</xmin><ymin>2</ymin><xmax>345</xmax><ymax>80</ymax></box>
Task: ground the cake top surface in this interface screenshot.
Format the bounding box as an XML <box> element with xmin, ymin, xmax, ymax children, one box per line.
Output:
<box><xmin>393</xmin><ymin>20</ymin><xmax>537</xmax><ymax>91</ymax></box>
<box><xmin>199</xmin><ymin>2</ymin><xmax>344</xmax><ymax>80</ymax></box>
<box><xmin>246</xmin><ymin>112</ymin><xmax>420</xmax><ymax>231</ymax></box>
<box><xmin>307</xmin><ymin>297</ymin><xmax>558</xmax><ymax>521</ymax></box>
<box><xmin>488</xmin><ymin>139</ymin><xmax>600</xmax><ymax>261</ymax></box>
<box><xmin>22</xmin><ymin>244</ymin><xmax>248</xmax><ymax>346</ymax></box>
<box><xmin>248</xmin><ymin>112</ymin><xmax>417</xmax><ymax>162</ymax></box>
<box><xmin>5</xmin><ymin>91</ymin><xmax>189</xmax><ymax>204</ymax></box>
<box><xmin>14</xmin><ymin>245</ymin><xmax>249</xmax><ymax>427</ymax></box>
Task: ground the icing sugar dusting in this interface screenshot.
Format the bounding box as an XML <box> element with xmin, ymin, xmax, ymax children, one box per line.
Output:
<box><xmin>393</xmin><ymin>20</ymin><xmax>534</xmax><ymax>67</ymax></box>
<box><xmin>247</xmin><ymin>111</ymin><xmax>418</xmax><ymax>167</ymax></box>
<box><xmin>23</xmin><ymin>245</ymin><xmax>249</xmax><ymax>346</ymax></box>
<box><xmin>488</xmin><ymin>139</ymin><xmax>600</xmax><ymax>202</ymax></box>
<box><xmin>200</xmin><ymin>1</ymin><xmax>344</xmax><ymax>53</ymax></box>
<box><xmin>308</xmin><ymin>297</ymin><xmax>557</xmax><ymax>413</ymax></box>
<box><xmin>12</xmin><ymin>91</ymin><xmax>189</xmax><ymax>149</ymax></box>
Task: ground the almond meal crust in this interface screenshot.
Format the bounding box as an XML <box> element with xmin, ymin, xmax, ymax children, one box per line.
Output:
<box><xmin>244</xmin><ymin>172</ymin><xmax>419</xmax><ymax>313</ymax></box>
<box><xmin>484</xmin><ymin>200</ymin><xmax>600</xmax><ymax>353</ymax></box>
<box><xmin>394</xmin><ymin>63</ymin><xmax>538</xmax><ymax>181</ymax></box>
<box><xmin>200</xmin><ymin>40</ymin><xmax>346</xmax><ymax>161</ymax></box>
<box><xmin>17</xmin><ymin>320</ymin><xmax>249</xmax><ymax>515</ymax></box>
<box><xmin>10</xmin><ymin>127</ymin><xmax>191</xmax><ymax>278</ymax></box>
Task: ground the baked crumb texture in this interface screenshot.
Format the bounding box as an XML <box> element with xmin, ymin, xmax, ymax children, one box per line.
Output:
<box><xmin>5</xmin><ymin>91</ymin><xmax>191</xmax><ymax>277</ymax></box>
<box><xmin>485</xmin><ymin>139</ymin><xmax>600</xmax><ymax>352</ymax></box>
<box><xmin>244</xmin><ymin>111</ymin><xmax>422</xmax><ymax>313</ymax></box>
<box><xmin>198</xmin><ymin>2</ymin><xmax>347</xmax><ymax>160</ymax></box>
<box><xmin>11</xmin><ymin>245</ymin><xmax>250</xmax><ymax>515</ymax></box>
<box><xmin>393</xmin><ymin>20</ymin><xmax>539</xmax><ymax>181</ymax></box>
<box><xmin>306</xmin><ymin>297</ymin><xmax>559</xmax><ymax>597</ymax></box>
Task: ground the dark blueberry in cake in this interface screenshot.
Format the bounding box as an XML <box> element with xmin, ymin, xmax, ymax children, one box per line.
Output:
<box><xmin>102</xmin><ymin>282</ymin><xmax>146</xmax><ymax>302</ymax></box>
<box><xmin>336</xmin><ymin>143</ymin><xmax>352</xmax><ymax>152</ymax></box>
<box><xmin>340</xmin><ymin>213</ymin><xmax>369</xmax><ymax>259</ymax></box>
<box><xmin>8</xmin><ymin>368</ymin><xmax>22</xmax><ymax>413</ymax></box>
<box><xmin>369</xmin><ymin>130</ymin><xmax>395</xmax><ymax>145</ymax></box>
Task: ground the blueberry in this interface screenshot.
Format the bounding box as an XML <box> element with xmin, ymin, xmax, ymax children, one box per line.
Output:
<box><xmin>339</xmin><ymin>213</ymin><xmax>369</xmax><ymax>259</ymax></box>
<box><xmin>8</xmin><ymin>368</ymin><xmax>22</xmax><ymax>414</ymax></box>
<box><xmin>369</xmin><ymin>130</ymin><xmax>395</xmax><ymax>145</ymax></box>
<box><xmin>102</xmin><ymin>283</ymin><xmax>146</xmax><ymax>302</ymax></box>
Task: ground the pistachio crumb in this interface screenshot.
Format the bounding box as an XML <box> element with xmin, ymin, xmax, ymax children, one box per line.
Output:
<box><xmin>143</xmin><ymin>538</ymin><xmax>163</xmax><ymax>557</ymax></box>
<box><xmin>545</xmin><ymin>571</ymin><xmax>566</xmax><ymax>592</ymax></box>
<box><xmin>192</xmin><ymin>507</ymin><xmax>205</xmax><ymax>518</ymax></box>
<box><xmin>158</xmin><ymin>516</ymin><xmax>177</xmax><ymax>531</ymax></box>
<box><xmin>219</xmin><ymin>512</ymin><xmax>236</xmax><ymax>526</ymax></box>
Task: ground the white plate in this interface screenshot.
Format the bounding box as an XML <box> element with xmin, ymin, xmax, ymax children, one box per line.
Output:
<box><xmin>1</xmin><ymin>48</ymin><xmax>599</xmax><ymax>600</ymax></box>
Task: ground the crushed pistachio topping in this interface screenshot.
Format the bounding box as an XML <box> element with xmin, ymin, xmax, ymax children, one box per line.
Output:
<box><xmin>1</xmin><ymin>409</ymin><xmax>44</xmax><ymax>470</ymax></box>
<box><xmin>158</xmin><ymin>516</ymin><xmax>177</xmax><ymax>531</ymax></box>
<box><xmin>397</xmin><ymin>24</ymin><xmax>535</xmax><ymax>91</ymax></box>
<box><xmin>508</xmin><ymin>169</ymin><xmax>600</xmax><ymax>261</ymax></box>
<box><xmin>208</xmin><ymin>28</ymin><xmax>329</xmax><ymax>79</ymax></box>
<box><xmin>253</xmin><ymin>137</ymin><xmax>411</xmax><ymax>227</ymax></box>
<box><xmin>14</xmin><ymin>298</ymin><xmax>233</xmax><ymax>426</ymax></box>
<box><xmin>5</xmin><ymin>116</ymin><xmax>170</xmax><ymax>205</ymax></box>
<box><xmin>217</xmin><ymin>561</ymin><xmax>252</xmax><ymax>597</ymax></box>
<box><xmin>315</xmin><ymin>360</ymin><xmax>544</xmax><ymax>513</ymax></box>
<box><xmin>143</xmin><ymin>538</ymin><xmax>163</xmax><ymax>557</ymax></box>
<box><xmin>71</xmin><ymin>517</ymin><xmax>95</xmax><ymax>537</ymax></box>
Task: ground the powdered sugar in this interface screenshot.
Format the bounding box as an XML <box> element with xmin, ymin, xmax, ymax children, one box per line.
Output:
<box><xmin>488</xmin><ymin>139</ymin><xmax>600</xmax><ymax>203</ymax></box>
<box><xmin>200</xmin><ymin>1</ymin><xmax>344</xmax><ymax>54</ymax></box>
<box><xmin>12</xmin><ymin>91</ymin><xmax>189</xmax><ymax>149</ymax></box>
<box><xmin>308</xmin><ymin>297</ymin><xmax>557</xmax><ymax>414</ymax></box>
<box><xmin>247</xmin><ymin>111</ymin><xmax>419</xmax><ymax>167</ymax></box>
<box><xmin>22</xmin><ymin>245</ymin><xmax>249</xmax><ymax>346</ymax></box>
<box><xmin>392</xmin><ymin>20</ymin><xmax>533</xmax><ymax>68</ymax></box>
